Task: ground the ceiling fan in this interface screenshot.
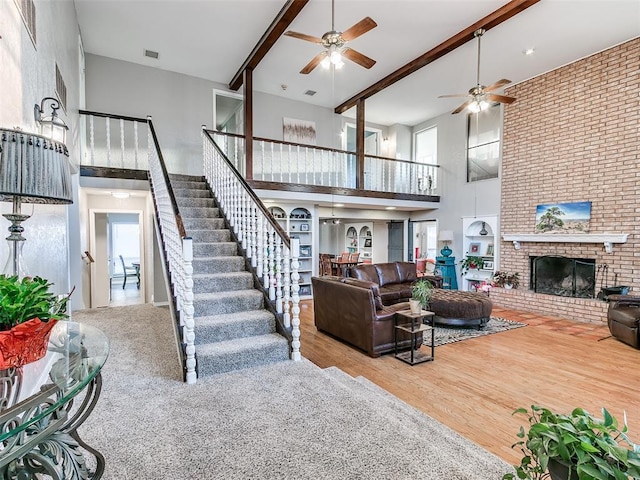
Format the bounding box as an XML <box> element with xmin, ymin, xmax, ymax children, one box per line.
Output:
<box><xmin>439</xmin><ymin>29</ymin><xmax>516</xmax><ymax>114</ymax></box>
<box><xmin>284</xmin><ymin>0</ymin><xmax>377</xmax><ymax>74</ymax></box>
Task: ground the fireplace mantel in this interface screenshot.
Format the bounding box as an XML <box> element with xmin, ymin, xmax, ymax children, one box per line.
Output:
<box><xmin>502</xmin><ymin>233</ymin><xmax>629</xmax><ymax>254</ymax></box>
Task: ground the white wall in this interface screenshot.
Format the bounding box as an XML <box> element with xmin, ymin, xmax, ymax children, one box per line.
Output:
<box><xmin>409</xmin><ymin>110</ymin><xmax>501</xmax><ymax>285</ymax></box>
<box><xmin>0</xmin><ymin>1</ymin><xmax>82</xmax><ymax>299</ymax></box>
<box><xmin>85</xmin><ymin>54</ymin><xmax>393</xmax><ymax>176</ymax></box>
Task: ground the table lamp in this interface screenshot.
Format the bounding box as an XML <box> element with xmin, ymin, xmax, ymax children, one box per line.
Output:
<box><xmin>438</xmin><ymin>230</ymin><xmax>454</xmax><ymax>257</ymax></box>
<box><xmin>0</xmin><ymin>126</ymin><xmax>73</xmax><ymax>278</ymax></box>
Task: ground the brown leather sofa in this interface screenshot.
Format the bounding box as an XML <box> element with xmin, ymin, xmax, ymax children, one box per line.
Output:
<box><xmin>347</xmin><ymin>261</ymin><xmax>442</xmax><ymax>305</ymax></box>
<box><xmin>607</xmin><ymin>295</ymin><xmax>640</xmax><ymax>348</ymax></box>
<box><xmin>311</xmin><ymin>275</ymin><xmax>422</xmax><ymax>357</ymax></box>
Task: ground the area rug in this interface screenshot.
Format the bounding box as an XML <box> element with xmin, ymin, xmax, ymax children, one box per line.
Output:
<box><xmin>425</xmin><ymin>316</ymin><xmax>526</xmax><ymax>347</ymax></box>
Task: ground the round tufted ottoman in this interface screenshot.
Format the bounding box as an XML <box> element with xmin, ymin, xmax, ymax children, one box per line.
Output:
<box><xmin>429</xmin><ymin>290</ymin><xmax>493</xmax><ymax>328</ymax></box>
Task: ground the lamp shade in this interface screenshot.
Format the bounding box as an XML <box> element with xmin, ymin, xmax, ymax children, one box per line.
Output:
<box><xmin>438</xmin><ymin>230</ymin><xmax>453</xmax><ymax>242</ymax></box>
<box><xmin>0</xmin><ymin>129</ymin><xmax>72</xmax><ymax>205</ymax></box>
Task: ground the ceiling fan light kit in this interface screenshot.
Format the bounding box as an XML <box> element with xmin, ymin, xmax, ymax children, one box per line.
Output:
<box><xmin>439</xmin><ymin>29</ymin><xmax>516</xmax><ymax>114</ymax></box>
<box><xmin>284</xmin><ymin>0</ymin><xmax>377</xmax><ymax>74</ymax></box>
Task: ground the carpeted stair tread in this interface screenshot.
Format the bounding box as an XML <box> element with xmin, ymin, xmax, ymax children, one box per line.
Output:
<box><xmin>179</xmin><ymin>207</ymin><xmax>221</xmax><ymax>218</ymax></box>
<box><xmin>173</xmin><ymin>188</ymin><xmax>212</xmax><ymax>199</ymax></box>
<box><xmin>195</xmin><ymin>334</ymin><xmax>290</xmax><ymax>375</ymax></box>
<box><xmin>170</xmin><ymin>180</ymin><xmax>209</xmax><ymax>190</ymax></box>
<box><xmin>193</xmin><ymin>289</ymin><xmax>264</xmax><ymax>316</ymax></box>
<box><xmin>169</xmin><ymin>173</ymin><xmax>204</xmax><ymax>182</ymax></box>
<box><xmin>192</xmin><ymin>271</ymin><xmax>254</xmax><ymax>293</ymax></box>
<box><xmin>188</xmin><ymin>229</ymin><xmax>231</xmax><ymax>243</ymax></box>
<box><xmin>182</xmin><ymin>217</ymin><xmax>225</xmax><ymax>230</ymax></box>
<box><xmin>176</xmin><ymin>197</ymin><xmax>215</xmax><ymax>208</ymax></box>
<box><xmin>192</xmin><ymin>255</ymin><xmax>246</xmax><ymax>274</ymax></box>
<box><xmin>194</xmin><ymin>310</ymin><xmax>276</xmax><ymax>343</ymax></box>
<box><xmin>193</xmin><ymin>242</ymin><xmax>237</xmax><ymax>257</ymax></box>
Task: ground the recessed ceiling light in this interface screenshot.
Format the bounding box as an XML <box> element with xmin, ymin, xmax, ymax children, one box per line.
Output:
<box><xmin>112</xmin><ymin>192</ymin><xmax>130</xmax><ymax>199</ymax></box>
<box><xmin>523</xmin><ymin>48</ymin><xmax>535</xmax><ymax>56</ymax></box>
<box><xmin>333</xmin><ymin>203</ymin><xmax>344</xmax><ymax>207</ymax></box>
<box><xmin>385</xmin><ymin>206</ymin><xmax>396</xmax><ymax>210</ymax></box>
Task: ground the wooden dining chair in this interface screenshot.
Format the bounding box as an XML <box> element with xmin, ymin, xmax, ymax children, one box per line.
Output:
<box><xmin>348</xmin><ymin>252</ymin><xmax>360</xmax><ymax>263</ymax></box>
<box><xmin>119</xmin><ymin>255</ymin><xmax>139</xmax><ymax>289</ymax></box>
<box><xmin>340</xmin><ymin>252</ymin><xmax>350</xmax><ymax>262</ymax></box>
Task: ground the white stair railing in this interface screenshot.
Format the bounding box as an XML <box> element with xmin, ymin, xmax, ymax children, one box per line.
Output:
<box><xmin>79</xmin><ymin>110</ymin><xmax>197</xmax><ymax>384</ymax></box>
<box><xmin>203</xmin><ymin>128</ymin><xmax>301</xmax><ymax>362</ymax></box>
<box><xmin>147</xmin><ymin>118</ymin><xmax>196</xmax><ymax>383</ymax></box>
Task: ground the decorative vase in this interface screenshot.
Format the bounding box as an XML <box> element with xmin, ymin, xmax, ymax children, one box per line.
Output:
<box><xmin>479</xmin><ymin>222</ymin><xmax>488</xmax><ymax>236</ymax></box>
<box><xmin>0</xmin><ymin>318</ymin><xmax>58</xmax><ymax>370</ymax></box>
<box><xmin>409</xmin><ymin>299</ymin><xmax>421</xmax><ymax>315</ymax></box>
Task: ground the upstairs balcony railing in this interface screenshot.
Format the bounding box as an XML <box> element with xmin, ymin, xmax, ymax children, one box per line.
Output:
<box><xmin>211</xmin><ymin>130</ymin><xmax>439</xmax><ymax>197</ymax></box>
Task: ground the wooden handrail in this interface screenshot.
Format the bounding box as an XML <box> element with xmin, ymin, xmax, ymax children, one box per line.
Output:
<box><xmin>78</xmin><ymin>109</ymin><xmax>186</xmax><ymax>239</ymax></box>
<box><xmin>209</xmin><ymin>129</ymin><xmax>440</xmax><ymax>169</ymax></box>
<box><xmin>79</xmin><ymin>109</ymin><xmax>148</xmax><ymax>124</ymax></box>
<box><xmin>202</xmin><ymin>130</ymin><xmax>290</xmax><ymax>249</ymax></box>
<box><xmin>147</xmin><ymin>118</ymin><xmax>186</xmax><ymax>239</ymax></box>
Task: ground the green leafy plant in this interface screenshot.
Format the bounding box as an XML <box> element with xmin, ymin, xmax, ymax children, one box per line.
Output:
<box><xmin>460</xmin><ymin>255</ymin><xmax>485</xmax><ymax>275</ymax></box>
<box><xmin>0</xmin><ymin>275</ymin><xmax>70</xmax><ymax>331</ymax></box>
<box><xmin>411</xmin><ymin>279</ymin><xmax>433</xmax><ymax>308</ymax></box>
<box><xmin>493</xmin><ymin>271</ymin><xmax>521</xmax><ymax>289</ymax></box>
<box><xmin>503</xmin><ymin>405</ymin><xmax>640</xmax><ymax>480</ymax></box>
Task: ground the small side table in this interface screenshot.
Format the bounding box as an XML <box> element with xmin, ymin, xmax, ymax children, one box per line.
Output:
<box><xmin>394</xmin><ymin>309</ymin><xmax>435</xmax><ymax>365</ymax></box>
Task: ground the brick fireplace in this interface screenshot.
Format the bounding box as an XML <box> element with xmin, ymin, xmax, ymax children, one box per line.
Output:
<box><xmin>493</xmin><ymin>38</ymin><xmax>639</xmax><ymax>324</ymax></box>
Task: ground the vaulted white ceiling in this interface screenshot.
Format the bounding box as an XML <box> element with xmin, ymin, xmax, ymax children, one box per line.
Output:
<box><xmin>75</xmin><ymin>0</ymin><xmax>640</xmax><ymax>127</ymax></box>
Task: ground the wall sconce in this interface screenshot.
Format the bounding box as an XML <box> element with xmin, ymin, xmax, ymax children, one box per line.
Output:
<box><xmin>0</xmin><ymin>128</ymin><xmax>73</xmax><ymax>277</ymax></box>
<box><xmin>34</xmin><ymin>97</ymin><xmax>69</xmax><ymax>144</ymax></box>
<box><xmin>438</xmin><ymin>230</ymin><xmax>454</xmax><ymax>257</ymax></box>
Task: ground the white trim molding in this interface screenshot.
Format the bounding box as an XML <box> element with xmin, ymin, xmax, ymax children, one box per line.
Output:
<box><xmin>502</xmin><ymin>233</ymin><xmax>629</xmax><ymax>254</ymax></box>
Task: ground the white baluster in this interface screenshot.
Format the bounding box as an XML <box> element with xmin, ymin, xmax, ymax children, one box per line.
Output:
<box><xmin>106</xmin><ymin>117</ymin><xmax>111</xmax><ymax>167</ymax></box>
<box><xmin>120</xmin><ymin>118</ymin><xmax>125</xmax><ymax>168</ymax></box>
<box><xmin>89</xmin><ymin>116</ymin><xmax>95</xmax><ymax>165</ymax></box>
<box><xmin>134</xmin><ymin>121</ymin><xmax>139</xmax><ymax>169</ymax></box>
<box><xmin>267</xmin><ymin>227</ymin><xmax>275</xmax><ymax>301</ymax></box>
<box><xmin>290</xmin><ymin>237</ymin><xmax>301</xmax><ymax>361</ymax></box>
<box><xmin>283</xmin><ymin>244</ymin><xmax>291</xmax><ymax>327</ymax></box>
<box><xmin>256</xmin><ymin>214</ymin><xmax>263</xmax><ymax>277</ymax></box>
<box><xmin>275</xmin><ymin>234</ymin><xmax>283</xmax><ymax>314</ymax></box>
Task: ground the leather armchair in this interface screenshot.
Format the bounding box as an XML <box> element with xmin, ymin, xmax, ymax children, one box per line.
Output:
<box><xmin>607</xmin><ymin>295</ymin><xmax>640</xmax><ymax>348</ymax></box>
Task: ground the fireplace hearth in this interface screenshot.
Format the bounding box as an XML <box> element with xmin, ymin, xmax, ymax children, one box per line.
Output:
<box><xmin>530</xmin><ymin>256</ymin><xmax>596</xmax><ymax>298</ymax></box>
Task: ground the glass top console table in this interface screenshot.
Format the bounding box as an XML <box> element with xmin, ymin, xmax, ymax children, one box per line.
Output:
<box><xmin>0</xmin><ymin>322</ymin><xmax>109</xmax><ymax>479</ymax></box>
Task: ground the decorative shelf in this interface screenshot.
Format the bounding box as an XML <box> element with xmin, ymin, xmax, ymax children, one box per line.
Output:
<box><xmin>502</xmin><ymin>233</ymin><xmax>629</xmax><ymax>254</ymax></box>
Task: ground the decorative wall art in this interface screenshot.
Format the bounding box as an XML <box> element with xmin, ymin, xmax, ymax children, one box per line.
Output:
<box><xmin>283</xmin><ymin>118</ymin><xmax>316</xmax><ymax>145</ymax></box>
<box><xmin>535</xmin><ymin>201</ymin><xmax>591</xmax><ymax>234</ymax></box>
<box><xmin>469</xmin><ymin>243</ymin><xmax>480</xmax><ymax>254</ymax></box>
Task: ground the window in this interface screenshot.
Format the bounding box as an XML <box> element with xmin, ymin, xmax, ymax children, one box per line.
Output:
<box><xmin>414</xmin><ymin>126</ymin><xmax>437</xmax><ymax>164</ymax></box>
<box><xmin>14</xmin><ymin>0</ymin><xmax>36</xmax><ymax>47</ymax></box>
<box><xmin>467</xmin><ymin>104</ymin><xmax>501</xmax><ymax>182</ymax></box>
<box><xmin>55</xmin><ymin>64</ymin><xmax>67</xmax><ymax>111</ymax></box>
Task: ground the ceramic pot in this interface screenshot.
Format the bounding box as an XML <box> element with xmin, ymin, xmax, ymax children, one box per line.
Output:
<box><xmin>548</xmin><ymin>458</ymin><xmax>578</xmax><ymax>480</ymax></box>
<box><xmin>0</xmin><ymin>318</ymin><xmax>58</xmax><ymax>369</ymax></box>
<box><xmin>409</xmin><ymin>299</ymin><xmax>421</xmax><ymax>315</ymax></box>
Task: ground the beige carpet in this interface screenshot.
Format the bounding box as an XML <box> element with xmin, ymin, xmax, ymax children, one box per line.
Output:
<box><xmin>72</xmin><ymin>304</ymin><xmax>514</xmax><ymax>479</ymax></box>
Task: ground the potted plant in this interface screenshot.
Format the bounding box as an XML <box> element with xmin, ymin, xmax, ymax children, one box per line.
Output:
<box><xmin>410</xmin><ymin>279</ymin><xmax>433</xmax><ymax>314</ymax></box>
<box><xmin>0</xmin><ymin>275</ymin><xmax>71</xmax><ymax>369</ymax></box>
<box><xmin>460</xmin><ymin>255</ymin><xmax>484</xmax><ymax>275</ymax></box>
<box><xmin>493</xmin><ymin>271</ymin><xmax>520</xmax><ymax>289</ymax></box>
<box><xmin>503</xmin><ymin>405</ymin><xmax>640</xmax><ymax>480</ymax></box>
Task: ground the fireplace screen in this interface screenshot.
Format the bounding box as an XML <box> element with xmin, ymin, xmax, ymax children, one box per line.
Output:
<box><xmin>530</xmin><ymin>256</ymin><xmax>596</xmax><ymax>298</ymax></box>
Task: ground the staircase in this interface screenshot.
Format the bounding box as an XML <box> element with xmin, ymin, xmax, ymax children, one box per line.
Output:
<box><xmin>169</xmin><ymin>174</ymin><xmax>290</xmax><ymax>376</ymax></box>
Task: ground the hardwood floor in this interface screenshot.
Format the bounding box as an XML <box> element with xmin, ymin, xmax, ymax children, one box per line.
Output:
<box><xmin>298</xmin><ymin>300</ymin><xmax>640</xmax><ymax>465</ymax></box>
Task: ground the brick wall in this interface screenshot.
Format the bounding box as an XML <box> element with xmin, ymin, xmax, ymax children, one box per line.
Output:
<box><xmin>497</xmin><ymin>38</ymin><xmax>640</xmax><ymax>324</ymax></box>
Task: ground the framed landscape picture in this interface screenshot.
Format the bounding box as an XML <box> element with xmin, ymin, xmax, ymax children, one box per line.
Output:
<box><xmin>535</xmin><ymin>201</ymin><xmax>591</xmax><ymax>233</ymax></box>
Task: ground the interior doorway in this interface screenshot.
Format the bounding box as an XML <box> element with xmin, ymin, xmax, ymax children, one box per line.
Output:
<box><xmin>343</xmin><ymin>123</ymin><xmax>382</xmax><ymax>189</ymax></box>
<box><xmin>387</xmin><ymin>221</ymin><xmax>404</xmax><ymax>262</ymax></box>
<box><xmin>213</xmin><ymin>89</ymin><xmax>244</xmax><ymax>134</ymax></box>
<box><xmin>89</xmin><ymin>209</ymin><xmax>144</xmax><ymax>308</ymax></box>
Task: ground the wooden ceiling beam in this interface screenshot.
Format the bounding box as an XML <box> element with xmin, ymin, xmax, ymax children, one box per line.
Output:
<box><xmin>334</xmin><ymin>0</ymin><xmax>541</xmax><ymax>114</ymax></box>
<box><xmin>229</xmin><ymin>0</ymin><xmax>309</xmax><ymax>91</ymax></box>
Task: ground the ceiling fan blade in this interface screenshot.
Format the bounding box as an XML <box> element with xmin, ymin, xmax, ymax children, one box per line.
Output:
<box><xmin>300</xmin><ymin>51</ymin><xmax>328</xmax><ymax>74</ymax></box>
<box><xmin>342</xmin><ymin>48</ymin><xmax>376</xmax><ymax>69</ymax></box>
<box><xmin>452</xmin><ymin>100</ymin><xmax>473</xmax><ymax>115</ymax></box>
<box><xmin>438</xmin><ymin>93</ymin><xmax>471</xmax><ymax>98</ymax></box>
<box><xmin>284</xmin><ymin>31</ymin><xmax>323</xmax><ymax>44</ymax></box>
<box><xmin>486</xmin><ymin>93</ymin><xmax>516</xmax><ymax>104</ymax></box>
<box><xmin>341</xmin><ymin>17</ymin><xmax>377</xmax><ymax>42</ymax></box>
<box><xmin>484</xmin><ymin>78</ymin><xmax>512</xmax><ymax>92</ymax></box>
